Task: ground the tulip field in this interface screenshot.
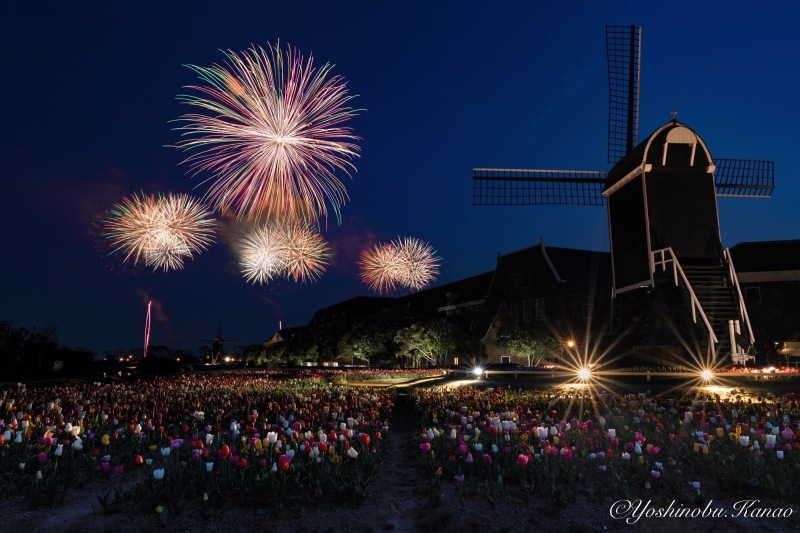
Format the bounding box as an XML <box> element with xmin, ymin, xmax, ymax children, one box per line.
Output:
<box><xmin>1</xmin><ymin>369</ymin><xmax>799</xmax><ymax>530</ymax></box>
<box><xmin>413</xmin><ymin>385</ymin><xmax>800</xmax><ymax>507</ymax></box>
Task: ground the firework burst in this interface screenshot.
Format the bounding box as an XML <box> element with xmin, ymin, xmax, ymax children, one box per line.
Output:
<box><xmin>358</xmin><ymin>243</ymin><xmax>403</xmax><ymax>294</ymax></box>
<box><xmin>104</xmin><ymin>193</ymin><xmax>216</xmax><ymax>272</ymax></box>
<box><xmin>359</xmin><ymin>237</ymin><xmax>441</xmax><ymax>293</ymax></box>
<box><xmin>393</xmin><ymin>236</ymin><xmax>441</xmax><ymax>291</ymax></box>
<box><xmin>238</xmin><ymin>225</ymin><xmax>288</xmax><ymax>284</ymax></box>
<box><xmin>279</xmin><ymin>222</ymin><xmax>331</xmax><ymax>283</ymax></box>
<box><xmin>173</xmin><ymin>41</ymin><xmax>361</xmax><ymax>225</ymax></box>
<box><xmin>237</xmin><ymin>222</ymin><xmax>330</xmax><ymax>284</ymax></box>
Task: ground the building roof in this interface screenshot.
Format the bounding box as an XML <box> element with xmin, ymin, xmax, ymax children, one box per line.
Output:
<box><xmin>545</xmin><ymin>246</ymin><xmax>612</xmax><ymax>293</ymax></box>
<box><xmin>729</xmin><ymin>240</ymin><xmax>800</xmax><ymax>272</ymax></box>
<box><xmin>400</xmin><ymin>271</ymin><xmax>494</xmax><ymax>311</ymax></box>
<box><xmin>308</xmin><ymin>296</ymin><xmax>395</xmax><ymax>326</ymax></box>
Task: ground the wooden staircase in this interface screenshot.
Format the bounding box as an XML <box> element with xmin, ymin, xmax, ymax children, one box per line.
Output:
<box><xmin>679</xmin><ymin>263</ymin><xmax>742</xmax><ymax>359</ymax></box>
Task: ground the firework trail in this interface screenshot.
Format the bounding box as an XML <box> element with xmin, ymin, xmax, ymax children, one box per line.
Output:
<box><xmin>173</xmin><ymin>41</ymin><xmax>361</xmax><ymax>225</ymax></box>
<box><xmin>359</xmin><ymin>237</ymin><xmax>441</xmax><ymax>293</ymax></box>
<box><xmin>238</xmin><ymin>224</ymin><xmax>288</xmax><ymax>284</ymax></box>
<box><xmin>104</xmin><ymin>193</ymin><xmax>217</xmax><ymax>272</ymax></box>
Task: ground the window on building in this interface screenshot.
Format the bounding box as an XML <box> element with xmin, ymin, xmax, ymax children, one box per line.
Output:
<box><xmin>501</xmin><ymin>355</ymin><xmax>511</xmax><ymax>364</ymax></box>
<box><xmin>583</xmin><ymin>304</ymin><xmax>594</xmax><ymax>318</ymax></box>
<box><xmin>522</xmin><ymin>271</ymin><xmax>530</xmax><ymax>288</ymax></box>
<box><xmin>535</xmin><ymin>298</ymin><xmax>545</xmax><ymax>321</ymax></box>
<box><xmin>510</xmin><ymin>301</ymin><xmax>519</xmax><ymax>322</ymax></box>
<box><xmin>510</xmin><ymin>274</ymin><xmax>518</xmax><ymax>290</ymax></box>
<box><xmin>523</xmin><ymin>300</ymin><xmax>532</xmax><ymax>322</ymax></box>
<box><xmin>745</xmin><ymin>287</ymin><xmax>761</xmax><ymax>304</ymax></box>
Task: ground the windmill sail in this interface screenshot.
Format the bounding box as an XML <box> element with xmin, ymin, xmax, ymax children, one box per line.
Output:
<box><xmin>713</xmin><ymin>158</ymin><xmax>774</xmax><ymax>197</ymax></box>
<box><xmin>472</xmin><ymin>168</ymin><xmax>607</xmax><ymax>206</ymax></box>
<box><xmin>606</xmin><ymin>25</ymin><xmax>641</xmax><ymax>164</ymax></box>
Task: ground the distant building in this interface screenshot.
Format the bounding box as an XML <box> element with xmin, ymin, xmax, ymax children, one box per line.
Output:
<box><xmin>729</xmin><ymin>240</ymin><xmax>800</xmax><ymax>346</ymax></box>
<box><xmin>266</xmin><ymin>238</ymin><xmax>798</xmax><ymax>367</ymax></box>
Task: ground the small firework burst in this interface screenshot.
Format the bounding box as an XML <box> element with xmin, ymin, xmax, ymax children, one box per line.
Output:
<box><xmin>358</xmin><ymin>243</ymin><xmax>403</xmax><ymax>294</ymax></box>
<box><xmin>173</xmin><ymin>41</ymin><xmax>361</xmax><ymax>225</ymax></box>
<box><xmin>237</xmin><ymin>225</ymin><xmax>288</xmax><ymax>284</ymax></box>
<box><xmin>236</xmin><ymin>222</ymin><xmax>330</xmax><ymax>284</ymax></box>
<box><xmin>104</xmin><ymin>192</ymin><xmax>216</xmax><ymax>272</ymax></box>
<box><xmin>279</xmin><ymin>222</ymin><xmax>331</xmax><ymax>283</ymax></box>
<box><xmin>358</xmin><ymin>236</ymin><xmax>441</xmax><ymax>293</ymax></box>
<box><xmin>393</xmin><ymin>236</ymin><xmax>441</xmax><ymax>291</ymax></box>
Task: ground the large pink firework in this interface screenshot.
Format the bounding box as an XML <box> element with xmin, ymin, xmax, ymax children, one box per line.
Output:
<box><xmin>359</xmin><ymin>237</ymin><xmax>441</xmax><ymax>293</ymax></box>
<box><xmin>173</xmin><ymin>42</ymin><xmax>361</xmax><ymax>225</ymax></box>
<box><xmin>104</xmin><ymin>193</ymin><xmax>217</xmax><ymax>272</ymax></box>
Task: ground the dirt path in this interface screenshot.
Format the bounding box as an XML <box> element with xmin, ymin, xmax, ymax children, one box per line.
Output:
<box><xmin>363</xmin><ymin>389</ymin><xmax>429</xmax><ymax>532</ymax></box>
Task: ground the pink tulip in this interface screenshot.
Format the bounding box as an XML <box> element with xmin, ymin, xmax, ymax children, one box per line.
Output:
<box><xmin>482</xmin><ymin>454</ymin><xmax>492</xmax><ymax>465</ymax></box>
<box><xmin>419</xmin><ymin>442</ymin><xmax>431</xmax><ymax>452</ymax></box>
<box><xmin>517</xmin><ymin>454</ymin><xmax>529</xmax><ymax>465</ymax></box>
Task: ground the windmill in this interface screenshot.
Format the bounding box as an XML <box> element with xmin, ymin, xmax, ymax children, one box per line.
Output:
<box><xmin>472</xmin><ymin>25</ymin><xmax>775</xmax><ymax>365</ymax></box>
<box><xmin>201</xmin><ymin>321</ymin><xmax>239</xmax><ymax>364</ymax></box>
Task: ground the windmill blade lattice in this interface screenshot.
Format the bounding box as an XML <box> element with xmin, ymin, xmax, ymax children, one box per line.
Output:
<box><xmin>606</xmin><ymin>25</ymin><xmax>642</xmax><ymax>164</ymax></box>
<box><xmin>472</xmin><ymin>168</ymin><xmax>607</xmax><ymax>206</ymax></box>
<box><xmin>713</xmin><ymin>158</ymin><xmax>775</xmax><ymax>198</ymax></box>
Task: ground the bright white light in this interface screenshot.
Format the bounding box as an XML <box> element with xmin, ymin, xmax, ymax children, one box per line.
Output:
<box><xmin>577</xmin><ymin>368</ymin><xmax>591</xmax><ymax>381</ymax></box>
<box><xmin>701</xmin><ymin>369</ymin><xmax>713</xmax><ymax>381</ymax></box>
<box><xmin>471</xmin><ymin>366</ymin><xmax>484</xmax><ymax>377</ymax></box>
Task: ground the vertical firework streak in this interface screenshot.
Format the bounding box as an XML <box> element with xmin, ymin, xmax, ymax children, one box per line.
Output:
<box><xmin>173</xmin><ymin>42</ymin><xmax>361</xmax><ymax>224</ymax></box>
<box><xmin>104</xmin><ymin>193</ymin><xmax>217</xmax><ymax>272</ymax></box>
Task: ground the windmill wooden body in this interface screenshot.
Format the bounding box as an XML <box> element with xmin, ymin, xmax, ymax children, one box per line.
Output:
<box><xmin>473</xmin><ymin>26</ymin><xmax>774</xmax><ymax>364</ymax></box>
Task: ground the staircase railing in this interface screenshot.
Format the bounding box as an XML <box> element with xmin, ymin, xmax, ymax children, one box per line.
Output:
<box><xmin>651</xmin><ymin>248</ymin><xmax>718</xmax><ymax>358</ymax></box>
<box><xmin>723</xmin><ymin>248</ymin><xmax>755</xmax><ymax>345</ymax></box>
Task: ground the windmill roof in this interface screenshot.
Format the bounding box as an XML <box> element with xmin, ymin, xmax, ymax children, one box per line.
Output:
<box><xmin>604</xmin><ymin>120</ymin><xmax>712</xmax><ymax>191</ymax></box>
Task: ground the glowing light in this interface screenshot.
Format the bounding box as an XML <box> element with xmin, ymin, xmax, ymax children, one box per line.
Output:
<box><xmin>566</xmin><ymin>340</ymin><xmax>576</xmax><ymax>349</ymax></box>
<box><xmin>173</xmin><ymin>42</ymin><xmax>361</xmax><ymax>224</ymax></box>
<box><xmin>701</xmin><ymin>369</ymin><xmax>713</xmax><ymax>381</ymax></box>
<box><xmin>471</xmin><ymin>366</ymin><xmax>484</xmax><ymax>377</ymax></box>
<box><xmin>104</xmin><ymin>192</ymin><xmax>217</xmax><ymax>272</ymax></box>
<box><xmin>577</xmin><ymin>367</ymin><xmax>592</xmax><ymax>381</ymax></box>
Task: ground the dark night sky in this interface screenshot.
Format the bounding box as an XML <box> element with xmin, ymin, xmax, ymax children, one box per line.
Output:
<box><xmin>3</xmin><ymin>2</ymin><xmax>798</xmax><ymax>355</ymax></box>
